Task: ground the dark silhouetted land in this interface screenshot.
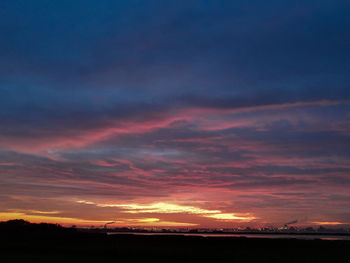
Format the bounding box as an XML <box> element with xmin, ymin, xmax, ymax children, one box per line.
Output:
<box><xmin>1</xmin><ymin>220</ymin><xmax>349</xmax><ymax>263</ymax></box>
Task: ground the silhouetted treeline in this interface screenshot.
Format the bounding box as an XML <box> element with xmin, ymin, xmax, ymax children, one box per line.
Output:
<box><xmin>0</xmin><ymin>219</ymin><xmax>79</xmax><ymax>237</ymax></box>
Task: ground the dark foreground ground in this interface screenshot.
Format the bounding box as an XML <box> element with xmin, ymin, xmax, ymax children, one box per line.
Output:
<box><xmin>1</xmin><ymin>223</ymin><xmax>349</xmax><ymax>263</ymax></box>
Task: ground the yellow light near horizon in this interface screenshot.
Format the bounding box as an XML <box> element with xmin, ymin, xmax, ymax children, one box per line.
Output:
<box><xmin>77</xmin><ymin>200</ymin><xmax>256</xmax><ymax>222</ymax></box>
<box><xmin>205</xmin><ymin>213</ymin><xmax>256</xmax><ymax>221</ymax></box>
<box><xmin>99</xmin><ymin>202</ymin><xmax>222</xmax><ymax>215</ymax></box>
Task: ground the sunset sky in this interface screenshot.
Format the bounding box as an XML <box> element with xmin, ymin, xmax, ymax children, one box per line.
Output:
<box><xmin>1</xmin><ymin>0</ymin><xmax>350</xmax><ymax>228</ymax></box>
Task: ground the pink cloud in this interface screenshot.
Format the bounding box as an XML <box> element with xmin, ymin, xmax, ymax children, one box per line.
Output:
<box><xmin>1</xmin><ymin>100</ymin><xmax>344</xmax><ymax>155</ymax></box>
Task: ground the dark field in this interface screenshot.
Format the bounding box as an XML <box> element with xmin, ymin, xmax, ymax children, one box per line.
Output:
<box><xmin>1</xmin><ymin>229</ymin><xmax>349</xmax><ymax>263</ymax></box>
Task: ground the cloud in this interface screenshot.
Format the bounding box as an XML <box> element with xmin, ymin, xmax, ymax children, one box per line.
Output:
<box><xmin>0</xmin><ymin>99</ymin><xmax>347</xmax><ymax>155</ymax></box>
<box><xmin>1</xmin><ymin>0</ymin><xmax>350</xmax><ymax>227</ymax></box>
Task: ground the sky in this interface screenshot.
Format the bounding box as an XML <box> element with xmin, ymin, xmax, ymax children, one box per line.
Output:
<box><xmin>1</xmin><ymin>0</ymin><xmax>350</xmax><ymax>228</ymax></box>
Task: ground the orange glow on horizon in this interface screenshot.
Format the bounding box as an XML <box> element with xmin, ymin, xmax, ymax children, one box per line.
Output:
<box><xmin>0</xmin><ymin>212</ymin><xmax>197</xmax><ymax>227</ymax></box>
<box><xmin>0</xmin><ymin>212</ymin><xmax>107</xmax><ymax>225</ymax></box>
<box><xmin>311</xmin><ymin>221</ymin><xmax>347</xmax><ymax>225</ymax></box>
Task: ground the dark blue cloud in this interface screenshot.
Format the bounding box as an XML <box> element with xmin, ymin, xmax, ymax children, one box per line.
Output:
<box><xmin>1</xmin><ymin>0</ymin><xmax>350</xmax><ymax>127</ymax></box>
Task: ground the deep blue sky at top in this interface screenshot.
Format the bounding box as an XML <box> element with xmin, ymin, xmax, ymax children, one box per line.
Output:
<box><xmin>1</xmin><ymin>0</ymin><xmax>349</xmax><ymax>121</ymax></box>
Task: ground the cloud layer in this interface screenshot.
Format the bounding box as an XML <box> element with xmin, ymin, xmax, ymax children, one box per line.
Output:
<box><xmin>0</xmin><ymin>0</ymin><xmax>350</xmax><ymax>227</ymax></box>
